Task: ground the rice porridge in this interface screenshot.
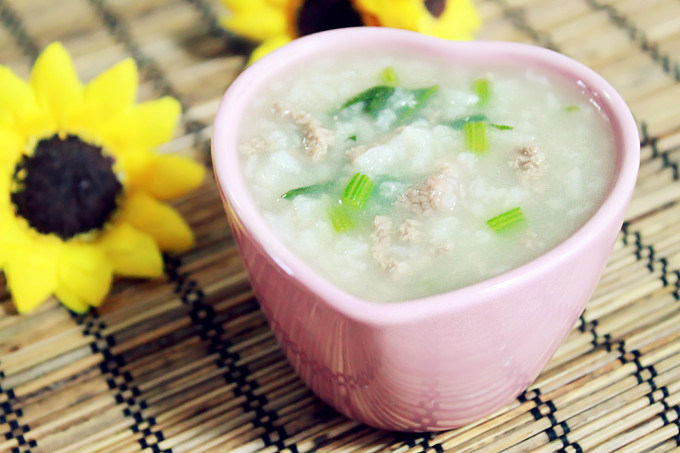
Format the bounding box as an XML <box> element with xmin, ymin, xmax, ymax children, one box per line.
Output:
<box><xmin>237</xmin><ymin>53</ymin><xmax>615</xmax><ymax>302</ymax></box>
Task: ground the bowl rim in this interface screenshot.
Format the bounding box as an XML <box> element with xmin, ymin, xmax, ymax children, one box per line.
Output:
<box><xmin>212</xmin><ymin>27</ymin><xmax>640</xmax><ymax>326</ymax></box>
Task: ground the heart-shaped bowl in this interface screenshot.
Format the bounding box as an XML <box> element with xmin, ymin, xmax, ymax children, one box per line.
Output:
<box><xmin>212</xmin><ymin>27</ymin><xmax>639</xmax><ymax>431</ymax></box>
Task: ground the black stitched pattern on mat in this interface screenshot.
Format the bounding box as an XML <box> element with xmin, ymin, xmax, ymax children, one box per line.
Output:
<box><xmin>0</xmin><ymin>2</ymin><xmax>172</xmax><ymax>450</ymax></box>
<box><xmin>584</xmin><ymin>0</ymin><xmax>680</xmax><ymax>82</ymax></box>
<box><xmin>583</xmin><ymin>226</ymin><xmax>680</xmax><ymax>444</ymax></box>
<box><xmin>182</xmin><ymin>0</ymin><xmax>260</xmax><ymax>56</ymax></box>
<box><xmin>641</xmin><ymin>122</ymin><xmax>680</xmax><ymax>182</ymax></box>
<box><xmin>0</xmin><ymin>370</ymin><xmax>36</xmax><ymax>453</ymax></box>
<box><xmin>394</xmin><ymin>432</ymin><xmax>444</xmax><ymax>453</ymax></box>
<box><xmin>0</xmin><ymin>3</ymin><xmax>41</xmax><ymax>451</ymax></box>
<box><xmin>86</xmin><ymin>0</ymin><xmax>181</xmax><ymax>102</ymax></box>
<box><xmin>86</xmin><ymin>0</ymin><xmax>214</xmax><ymax>166</ymax></box>
<box><xmin>516</xmin><ymin>389</ymin><xmax>581</xmax><ymax>452</ymax></box>
<box><xmin>164</xmin><ymin>256</ymin><xmax>297</xmax><ymax>452</ymax></box>
<box><xmin>83</xmin><ymin>1</ymin><xmax>298</xmax><ymax>448</ymax></box>
<box><xmin>618</xmin><ymin>228</ymin><xmax>680</xmax><ymax>442</ymax></box>
<box><xmin>606</xmin><ymin>335</ymin><xmax>680</xmax><ymax>440</ymax></box>
<box><xmin>485</xmin><ymin>0</ymin><xmax>558</xmax><ymax>50</ymax></box>
<box><xmin>0</xmin><ymin>0</ymin><xmax>39</xmax><ymax>62</ymax></box>
<box><xmin>182</xmin><ymin>0</ymin><xmax>234</xmax><ymax>40</ymax></box>
<box><xmin>621</xmin><ymin>221</ymin><xmax>679</xmax><ymax>297</ymax></box>
<box><xmin>70</xmin><ymin>310</ymin><xmax>172</xmax><ymax>453</ymax></box>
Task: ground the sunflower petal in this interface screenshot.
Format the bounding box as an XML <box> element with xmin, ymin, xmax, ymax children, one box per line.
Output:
<box><xmin>0</xmin><ymin>215</ymin><xmax>8</xmax><ymax>266</ymax></box>
<box><xmin>221</xmin><ymin>1</ymin><xmax>289</xmax><ymax>41</ymax></box>
<box><xmin>85</xmin><ymin>58</ymin><xmax>138</xmax><ymax>125</ymax></box>
<box><xmin>354</xmin><ymin>0</ymin><xmax>481</xmax><ymax>40</ymax></box>
<box><xmin>55</xmin><ymin>285</ymin><xmax>90</xmax><ymax>313</ymax></box>
<box><xmin>100</xmin><ymin>223</ymin><xmax>163</xmax><ymax>277</ymax></box>
<box><xmin>0</xmin><ymin>129</ymin><xmax>25</xmax><ymax>174</ymax></box>
<box><xmin>0</xmin><ymin>110</ymin><xmax>13</xmax><ymax>129</ymax></box>
<box><xmin>0</xmin><ymin>211</ymin><xmax>31</xmax><ymax>264</ymax></box>
<box><xmin>248</xmin><ymin>35</ymin><xmax>292</xmax><ymax>63</ymax></box>
<box><xmin>119</xmin><ymin>192</ymin><xmax>194</xmax><ymax>252</ymax></box>
<box><xmin>57</xmin><ymin>244</ymin><xmax>113</xmax><ymax>307</ymax></box>
<box><xmin>112</xmin><ymin>145</ymin><xmax>155</xmax><ymax>189</ymax></box>
<box><xmin>0</xmin><ymin>66</ymin><xmax>42</xmax><ymax>129</ymax></box>
<box><xmin>30</xmin><ymin>42</ymin><xmax>84</xmax><ymax>130</ymax></box>
<box><xmin>140</xmin><ymin>154</ymin><xmax>205</xmax><ymax>200</ymax></box>
<box><xmin>4</xmin><ymin>247</ymin><xmax>58</xmax><ymax>314</ymax></box>
<box><xmin>422</xmin><ymin>0</ymin><xmax>481</xmax><ymax>40</ymax></box>
<box><xmin>103</xmin><ymin>97</ymin><xmax>181</xmax><ymax>150</ymax></box>
<box><xmin>353</xmin><ymin>0</ymin><xmax>421</xmax><ymax>29</ymax></box>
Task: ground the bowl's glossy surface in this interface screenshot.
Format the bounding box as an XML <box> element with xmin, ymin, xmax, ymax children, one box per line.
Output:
<box><xmin>212</xmin><ymin>28</ymin><xmax>639</xmax><ymax>431</ymax></box>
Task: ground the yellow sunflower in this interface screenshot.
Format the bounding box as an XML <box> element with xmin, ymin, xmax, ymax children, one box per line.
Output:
<box><xmin>0</xmin><ymin>43</ymin><xmax>205</xmax><ymax>314</ymax></box>
<box><xmin>221</xmin><ymin>0</ymin><xmax>481</xmax><ymax>61</ymax></box>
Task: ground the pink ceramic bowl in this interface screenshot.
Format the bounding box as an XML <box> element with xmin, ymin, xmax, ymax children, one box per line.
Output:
<box><xmin>212</xmin><ymin>28</ymin><xmax>639</xmax><ymax>431</ymax></box>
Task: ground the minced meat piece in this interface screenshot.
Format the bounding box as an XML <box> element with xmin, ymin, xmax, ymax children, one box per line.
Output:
<box><xmin>371</xmin><ymin>216</ymin><xmax>406</xmax><ymax>273</ymax></box>
<box><xmin>510</xmin><ymin>145</ymin><xmax>546</xmax><ymax>189</ymax></box>
<box><xmin>398</xmin><ymin>219</ymin><xmax>421</xmax><ymax>242</ymax></box>
<box><xmin>273</xmin><ymin>102</ymin><xmax>334</xmax><ymax>160</ymax></box>
<box><xmin>400</xmin><ymin>168</ymin><xmax>461</xmax><ymax>215</ymax></box>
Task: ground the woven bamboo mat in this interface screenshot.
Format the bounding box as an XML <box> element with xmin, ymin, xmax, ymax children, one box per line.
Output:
<box><xmin>0</xmin><ymin>0</ymin><xmax>679</xmax><ymax>451</ymax></box>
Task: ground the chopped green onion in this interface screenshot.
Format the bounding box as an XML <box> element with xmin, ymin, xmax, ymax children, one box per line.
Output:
<box><xmin>348</xmin><ymin>134</ymin><xmax>357</xmax><ymax>142</ymax></box>
<box><xmin>329</xmin><ymin>205</ymin><xmax>355</xmax><ymax>232</ymax></box>
<box><xmin>490</xmin><ymin>123</ymin><xmax>514</xmax><ymax>130</ymax></box>
<box><xmin>444</xmin><ymin>113</ymin><xmax>487</xmax><ymax>129</ymax></box>
<box><xmin>565</xmin><ymin>105</ymin><xmax>580</xmax><ymax>112</ymax></box>
<box><xmin>464</xmin><ymin>120</ymin><xmax>488</xmax><ymax>152</ymax></box>
<box><xmin>396</xmin><ymin>85</ymin><xmax>439</xmax><ymax>123</ymax></box>
<box><xmin>381</xmin><ymin>66</ymin><xmax>399</xmax><ymax>86</ymax></box>
<box><xmin>327</xmin><ymin>173</ymin><xmax>374</xmax><ymax>232</ymax></box>
<box><xmin>474</xmin><ymin>78</ymin><xmax>491</xmax><ymax>105</ymax></box>
<box><xmin>487</xmin><ymin>207</ymin><xmax>526</xmax><ymax>232</ymax></box>
<box><xmin>341</xmin><ymin>85</ymin><xmax>396</xmax><ymax>118</ymax></box>
<box><xmin>342</xmin><ymin>173</ymin><xmax>373</xmax><ymax>209</ymax></box>
<box><xmin>281</xmin><ymin>182</ymin><xmax>333</xmax><ymax>200</ymax></box>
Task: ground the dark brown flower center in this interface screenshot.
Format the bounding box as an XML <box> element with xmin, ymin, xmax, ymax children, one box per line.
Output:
<box><xmin>425</xmin><ymin>0</ymin><xmax>446</xmax><ymax>17</ymax></box>
<box><xmin>296</xmin><ymin>0</ymin><xmax>364</xmax><ymax>37</ymax></box>
<box><xmin>11</xmin><ymin>134</ymin><xmax>122</xmax><ymax>240</ymax></box>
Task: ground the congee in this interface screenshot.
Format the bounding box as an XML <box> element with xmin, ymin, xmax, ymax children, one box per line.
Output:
<box><xmin>238</xmin><ymin>53</ymin><xmax>615</xmax><ymax>302</ymax></box>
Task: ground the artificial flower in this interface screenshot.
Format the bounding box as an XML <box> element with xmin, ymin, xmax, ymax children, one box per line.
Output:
<box><xmin>221</xmin><ymin>0</ymin><xmax>482</xmax><ymax>62</ymax></box>
<box><xmin>0</xmin><ymin>43</ymin><xmax>205</xmax><ymax>314</ymax></box>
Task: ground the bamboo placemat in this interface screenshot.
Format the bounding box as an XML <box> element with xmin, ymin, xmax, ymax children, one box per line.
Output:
<box><xmin>0</xmin><ymin>0</ymin><xmax>678</xmax><ymax>451</ymax></box>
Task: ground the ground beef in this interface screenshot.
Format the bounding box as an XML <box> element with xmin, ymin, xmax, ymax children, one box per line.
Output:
<box><xmin>273</xmin><ymin>102</ymin><xmax>334</xmax><ymax>160</ymax></box>
<box><xmin>398</xmin><ymin>219</ymin><xmax>421</xmax><ymax>242</ymax></box>
<box><xmin>400</xmin><ymin>168</ymin><xmax>461</xmax><ymax>215</ymax></box>
<box><xmin>240</xmin><ymin>137</ymin><xmax>272</xmax><ymax>155</ymax></box>
<box><xmin>510</xmin><ymin>145</ymin><xmax>546</xmax><ymax>189</ymax></box>
<box><xmin>371</xmin><ymin>216</ymin><xmax>406</xmax><ymax>273</ymax></box>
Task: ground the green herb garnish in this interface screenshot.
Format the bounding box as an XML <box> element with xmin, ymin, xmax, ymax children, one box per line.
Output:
<box><xmin>381</xmin><ymin>66</ymin><xmax>398</xmax><ymax>86</ymax></box>
<box><xmin>464</xmin><ymin>120</ymin><xmax>488</xmax><ymax>152</ymax></box>
<box><xmin>487</xmin><ymin>207</ymin><xmax>526</xmax><ymax>232</ymax></box>
<box><xmin>281</xmin><ymin>181</ymin><xmax>333</xmax><ymax>200</ymax></box>
<box><xmin>329</xmin><ymin>204</ymin><xmax>355</xmax><ymax>232</ymax></box>
<box><xmin>490</xmin><ymin>123</ymin><xmax>514</xmax><ymax>130</ymax></box>
<box><xmin>341</xmin><ymin>85</ymin><xmax>396</xmax><ymax>118</ymax></box>
<box><xmin>348</xmin><ymin>135</ymin><xmax>357</xmax><ymax>141</ymax></box>
<box><xmin>474</xmin><ymin>78</ymin><xmax>491</xmax><ymax>105</ymax></box>
<box><xmin>565</xmin><ymin>105</ymin><xmax>580</xmax><ymax>112</ymax></box>
<box><xmin>444</xmin><ymin>114</ymin><xmax>513</xmax><ymax>131</ymax></box>
<box><xmin>342</xmin><ymin>173</ymin><xmax>373</xmax><ymax>209</ymax></box>
<box><xmin>341</xmin><ymin>84</ymin><xmax>438</xmax><ymax>122</ymax></box>
<box><xmin>445</xmin><ymin>113</ymin><xmax>487</xmax><ymax>129</ymax></box>
<box><xmin>395</xmin><ymin>85</ymin><xmax>439</xmax><ymax>123</ymax></box>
